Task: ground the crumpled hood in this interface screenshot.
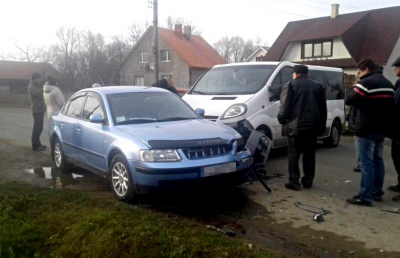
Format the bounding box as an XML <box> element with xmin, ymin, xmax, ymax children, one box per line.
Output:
<box><xmin>116</xmin><ymin>119</ymin><xmax>240</xmax><ymax>146</ymax></box>
<box><xmin>44</xmin><ymin>84</ymin><xmax>57</xmax><ymax>93</ymax></box>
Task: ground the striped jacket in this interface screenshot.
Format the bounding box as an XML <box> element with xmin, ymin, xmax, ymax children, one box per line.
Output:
<box><xmin>345</xmin><ymin>70</ymin><xmax>394</xmax><ymax>137</ymax></box>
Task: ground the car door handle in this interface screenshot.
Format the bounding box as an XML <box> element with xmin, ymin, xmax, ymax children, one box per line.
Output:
<box><xmin>76</xmin><ymin>127</ymin><xmax>81</xmax><ymax>132</ymax></box>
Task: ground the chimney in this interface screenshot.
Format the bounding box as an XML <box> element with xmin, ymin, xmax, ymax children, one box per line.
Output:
<box><xmin>174</xmin><ymin>24</ymin><xmax>182</xmax><ymax>36</ymax></box>
<box><xmin>183</xmin><ymin>26</ymin><xmax>192</xmax><ymax>40</ymax></box>
<box><xmin>331</xmin><ymin>3</ymin><xmax>339</xmax><ymax>19</ymax></box>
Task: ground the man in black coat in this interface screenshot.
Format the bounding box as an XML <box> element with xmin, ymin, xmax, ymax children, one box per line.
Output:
<box><xmin>388</xmin><ymin>56</ymin><xmax>400</xmax><ymax>201</ymax></box>
<box><xmin>28</xmin><ymin>72</ymin><xmax>47</xmax><ymax>151</ymax></box>
<box><xmin>278</xmin><ymin>65</ymin><xmax>327</xmax><ymax>190</ymax></box>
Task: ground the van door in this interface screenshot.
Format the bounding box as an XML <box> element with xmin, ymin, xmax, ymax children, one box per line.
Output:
<box><xmin>267</xmin><ymin>66</ymin><xmax>293</xmax><ymax>147</ymax></box>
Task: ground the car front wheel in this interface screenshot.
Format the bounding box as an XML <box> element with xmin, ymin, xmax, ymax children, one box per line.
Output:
<box><xmin>109</xmin><ymin>154</ymin><xmax>138</xmax><ymax>203</ymax></box>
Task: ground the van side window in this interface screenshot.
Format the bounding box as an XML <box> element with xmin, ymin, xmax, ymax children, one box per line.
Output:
<box><xmin>324</xmin><ymin>71</ymin><xmax>344</xmax><ymax>100</ymax></box>
<box><xmin>308</xmin><ymin>70</ymin><xmax>324</xmax><ymax>87</ymax></box>
<box><xmin>269</xmin><ymin>66</ymin><xmax>293</xmax><ymax>101</ymax></box>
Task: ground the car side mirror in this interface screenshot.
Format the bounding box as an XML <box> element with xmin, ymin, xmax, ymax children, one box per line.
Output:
<box><xmin>195</xmin><ymin>108</ymin><xmax>205</xmax><ymax>117</ymax></box>
<box><xmin>90</xmin><ymin>114</ymin><xmax>105</xmax><ymax>124</ymax></box>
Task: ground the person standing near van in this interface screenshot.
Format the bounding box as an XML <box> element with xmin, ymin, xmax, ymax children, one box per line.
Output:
<box><xmin>28</xmin><ymin>72</ymin><xmax>47</xmax><ymax>151</ymax></box>
<box><xmin>278</xmin><ymin>65</ymin><xmax>327</xmax><ymax>190</ymax></box>
<box><xmin>388</xmin><ymin>56</ymin><xmax>400</xmax><ymax>201</ymax></box>
<box><xmin>43</xmin><ymin>75</ymin><xmax>65</xmax><ymax>120</ymax></box>
<box><xmin>345</xmin><ymin>58</ymin><xmax>394</xmax><ymax>206</ymax></box>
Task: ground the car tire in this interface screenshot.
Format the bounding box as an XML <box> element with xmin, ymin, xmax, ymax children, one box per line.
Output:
<box><xmin>323</xmin><ymin>120</ymin><xmax>341</xmax><ymax>148</ymax></box>
<box><xmin>109</xmin><ymin>154</ymin><xmax>138</xmax><ymax>203</ymax></box>
<box><xmin>52</xmin><ymin>137</ymin><xmax>72</xmax><ymax>173</ymax></box>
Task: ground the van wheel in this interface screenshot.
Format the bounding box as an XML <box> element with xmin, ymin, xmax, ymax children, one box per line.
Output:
<box><xmin>109</xmin><ymin>154</ymin><xmax>139</xmax><ymax>203</ymax></box>
<box><xmin>324</xmin><ymin>121</ymin><xmax>341</xmax><ymax>147</ymax></box>
<box><xmin>257</xmin><ymin>127</ymin><xmax>272</xmax><ymax>140</ymax></box>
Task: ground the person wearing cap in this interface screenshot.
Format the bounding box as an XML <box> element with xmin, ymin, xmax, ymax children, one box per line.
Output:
<box><xmin>345</xmin><ymin>58</ymin><xmax>394</xmax><ymax>206</ymax></box>
<box><xmin>43</xmin><ymin>75</ymin><xmax>65</xmax><ymax>120</ymax></box>
<box><xmin>28</xmin><ymin>72</ymin><xmax>47</xmax><ymax>151</ymax></box>
<box><xmin>278</xmin><ymin>64</ymin><xmax>327</xmax><ymax>191</ymax></box>
<box><xmin>388</xmin><ymin>56</ymin><xmax>400</xmax><ymax>201</ymax></box>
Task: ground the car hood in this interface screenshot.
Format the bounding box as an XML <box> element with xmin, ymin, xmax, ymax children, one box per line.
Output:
<box><xmin>182</xmin><ymin>94</ymin><xmax>254</xmax><ymax>117</ymax></box>
<box><xmin>116</xmin><ymin>119</ymin><xmax>240</xmax><ymax>145</ymax></box>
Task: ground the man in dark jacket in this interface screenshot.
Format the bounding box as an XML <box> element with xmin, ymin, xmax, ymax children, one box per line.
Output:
<box><xmin>345</xmin><ymin>58</ymin><xmax>394</xmax><ymax>206</ymax></box>
<box><xmin>388</xmin><ymin>56</ymin><xmax>400</xmax><ymax>201</ymax></box>
<box><xmin>278</xmin><ymin>65</ymin><xmax>327</xmax><ymax>190</ymax></box>
<box><xmin>28</xmin><ymin>72</ymin><xmax>47</xmax><ymax>151</ymax></box>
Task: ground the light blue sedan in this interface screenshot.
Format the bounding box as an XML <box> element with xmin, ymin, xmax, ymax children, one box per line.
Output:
<box><xmin>49</xmin><ymin>86</ymin><xmax>253</xmax><ymax>202</ymax></box>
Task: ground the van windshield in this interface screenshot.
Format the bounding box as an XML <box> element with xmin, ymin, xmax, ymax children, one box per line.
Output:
<box><xmin>191</xmin><ymin>65</ymin><xmax>277</xmax><ymax>95</ymax></box>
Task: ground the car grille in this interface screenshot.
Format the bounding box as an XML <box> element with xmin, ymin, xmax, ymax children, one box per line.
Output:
<box><xmin>182</xmin><ymin>144</ymin><xmax>232</xmax><ymax>159</ymax></box>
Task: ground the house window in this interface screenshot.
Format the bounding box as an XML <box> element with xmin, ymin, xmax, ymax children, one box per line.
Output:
<box><xmin>302</xmin><ymin>40</ymin><xmax>332</xmax><ymax>58</ymax></box>
<box><xmin>139</xmin><ymin>51</ymin><xmax>148</xmax><ymax>63</ymax></box>
<box><xmin>134</xmin><ymin>76</ymin><xmax>144</xmax><ymax>86</ymax></box>
<box><xmin>160</xmin><ymin>50</ymin><xmax>171</xmax><ymax>62</ymax></box>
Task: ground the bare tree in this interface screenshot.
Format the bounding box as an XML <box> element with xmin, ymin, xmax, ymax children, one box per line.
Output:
<box><xmin>8</xmin><ymin>44</ymin><xmax>56</xmax><ymax>63</ymax></box>
<box><xmin>126</xmin><ymin>21</ymin><xmax>149</xmax><ymax>47</ymax></box>
<box><xmin>213</xmin><ymin>36</ymin><xmax>265</xmax><ymax>63</ymax></box>
<box><xmin>53</xmin><ymin>27</ymin><xmax>82</xmax><ymax>91</ymax></box>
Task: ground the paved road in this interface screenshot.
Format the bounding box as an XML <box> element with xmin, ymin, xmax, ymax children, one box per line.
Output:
<box><xmin>1</xmin><ymin>106</ymin><xmax>399</xmax><ymax>254</ymax></box>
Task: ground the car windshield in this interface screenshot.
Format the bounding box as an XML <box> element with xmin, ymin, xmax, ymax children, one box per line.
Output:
<box><xmin>191</xmin><ymin>65</ymin><xmax>277</xmax><ymax>95</ymax></box>
<box><xmin>107</xmin><ymin>92</ymin><xmax>199</xmax><ymax>125</ymax></box>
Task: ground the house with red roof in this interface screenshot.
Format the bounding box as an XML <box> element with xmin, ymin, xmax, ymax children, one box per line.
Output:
<box><xmin>119</xmin><ymin>25</ymin><xmax>227</xmax><ymax>88</ymax></box>
<box><xmin>263</xmin><ymin>5</ymin><xmax>400</xmax><ymax>84</ymax></box>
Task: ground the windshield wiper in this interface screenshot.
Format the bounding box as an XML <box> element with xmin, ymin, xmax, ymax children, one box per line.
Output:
<box><xmin>157</xmin><ymin>117</ymin><xmax>195</xmax><ymax>122</ymax></box>
<box><xmin>117</xmin><ymin>118</ymin><xmax>157</xmax><ymax>125</ymax></box>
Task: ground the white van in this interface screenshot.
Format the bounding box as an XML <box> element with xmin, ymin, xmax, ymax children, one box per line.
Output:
<box><xmin>182</xmin><ymin>61</ymin><xmax>345</xmax><ymax>148</ymax></box>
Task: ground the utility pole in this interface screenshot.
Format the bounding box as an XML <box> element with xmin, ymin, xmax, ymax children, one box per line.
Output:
<box><xmin>149</xmin><ymin>0</ymin><xmax>159</xmax><ymax>83</ymax></box>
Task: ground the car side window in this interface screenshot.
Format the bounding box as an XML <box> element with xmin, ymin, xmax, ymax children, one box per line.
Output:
<box><xmin>269</xmin><ymin>66</ymin><xmax>293</xmax><ymax>101</ymax></box>
<box><xmin>81</xmin><ymin>95</ymin><xmax>105</xmax><ymax>121</ymax></box>
<box><xmin>64</xmin><ymin>95</ymin><xmax>86</xmax><ymax>118</ymax></box>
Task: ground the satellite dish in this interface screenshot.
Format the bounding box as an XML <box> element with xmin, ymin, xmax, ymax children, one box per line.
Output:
<box><xmin>149</xmin><ymin>63</ymin><xmax>154</xmax><ymax>71</ymax></box>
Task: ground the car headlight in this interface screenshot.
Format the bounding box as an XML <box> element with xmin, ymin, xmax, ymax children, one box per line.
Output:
<box><xmin>140</xmin><ymin>149</ymin><xmax>181</xmax><ymax>162</ymax></box>
<box><xmin>220</xmin><ymin>104</ymin><xmax>247</xmax><ymax>119</ymax></box>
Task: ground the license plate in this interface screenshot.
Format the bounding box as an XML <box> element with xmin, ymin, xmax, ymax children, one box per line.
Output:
<box><xmin>204</xmin><ymin>162</ymin><xmax>236</xmax><ymax>177</ymax></box>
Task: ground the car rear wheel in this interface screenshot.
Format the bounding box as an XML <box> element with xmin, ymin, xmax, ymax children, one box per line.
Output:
<box><xmin>52</xmin><ymin>137</ymin><xmax>72</xmax><ymax>173</ymax></box>
<box><xmin>323</xmin><ymin>121</ymin><xmax>341</xmax><ymax>147</ymax></box>
<box><xmin>109</xmin><ymin>154</ymin><xmax>138</xmax><ymax>203</ymax></box>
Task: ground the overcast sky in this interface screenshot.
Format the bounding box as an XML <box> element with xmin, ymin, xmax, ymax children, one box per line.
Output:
<box><xmin>1</xmin><ymin>0</ymin><xmax>399</xmax><ymax>57</ymax></box>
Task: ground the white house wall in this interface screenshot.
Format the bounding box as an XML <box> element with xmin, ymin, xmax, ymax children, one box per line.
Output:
<box><xmin>280</xmin><ymin>38</ymin><xmax>351</xmax><ymax>62</ymax></box>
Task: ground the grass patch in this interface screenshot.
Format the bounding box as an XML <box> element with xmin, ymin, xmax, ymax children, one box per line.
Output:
<box><xmin>0</xmin><ymin>182</ymin><xmax>282</xmax><ymax>257</ymax></box>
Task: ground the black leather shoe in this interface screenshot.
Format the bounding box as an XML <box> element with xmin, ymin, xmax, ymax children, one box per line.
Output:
<box><xmin>33</xmin><ymin>146</ymin><xmax>46</xmax><ymax>151</ymax></box>
<box><xmin>285</xmin><ymin>183</ymin><xmax>301</xmax><ymax>191</ymax></box>
<box><xmin>353</xmin><ymin>195</ymin><xmax>382</xmax><ymax>202</ymax></box>
<box><xmin>346</xmin><ymin>197</ymin><xmax>372</xmax><ymax>206</ymax></box>
<box><xmin>353</xmin><ymin>166</ymin><xmax>361</xmax><ymax>172</ymax></box>
<box><xmin>39</xmin><ymin>144</ymin><xmax>47</xmax><ymax>149</ymax></box>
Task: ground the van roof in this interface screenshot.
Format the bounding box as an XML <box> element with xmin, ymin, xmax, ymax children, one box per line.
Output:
<box><xmin>212</xmin><ymin>61</ymin><xmax>343</xmax><ymax>72</ymax></box>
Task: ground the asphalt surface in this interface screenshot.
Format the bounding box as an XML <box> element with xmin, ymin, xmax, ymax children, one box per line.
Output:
<box><xmin>1</xmin><ymin>106</ymin><xmax>400</xmax><ymax>254</ymax></box>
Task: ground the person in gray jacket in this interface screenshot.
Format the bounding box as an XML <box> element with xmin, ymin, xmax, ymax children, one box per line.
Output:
<box><xmin>28</xmin><ymin>72</ymin><xmax>47</xmax><ymax>151</ymax></box>
<box><xmin>278</xmin><ymin>65</ymin><xmax>327</xmax><ymax>190</ymax></box>
<box><xmin>43</xmin><ymin>75</ymin><xmax>65</xmax><ymax>120</ymax></box>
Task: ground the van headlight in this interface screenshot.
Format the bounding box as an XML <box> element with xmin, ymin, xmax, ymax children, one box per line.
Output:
<box><xmin>140</xmin><ymin>149</ymin><xmax>181</xmax><ymax>162</ymax></box>
<box><xmin>220</xmin><ymin>104</ymin><xmax>247</xmax><ymax>119</ymax></box>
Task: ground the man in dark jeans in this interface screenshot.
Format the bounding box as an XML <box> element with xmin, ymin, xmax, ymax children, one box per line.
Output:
<box><xmin>345</xmin><ymin>58</ymin><xmax>394</xmax><ymax>206</ymax></box>
<box><xmin>28</xmin><ymin>72</ymin><xmax>47</xmax><ymax>151</ymax></box>
<box><xmin>278</xmin><ymin>65</ymin><xmax>327</xmax><ymax>190</ymax></box>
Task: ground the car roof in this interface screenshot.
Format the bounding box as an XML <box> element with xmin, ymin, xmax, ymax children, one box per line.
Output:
<box><xmin>78</xmin><ymin>86</ymin><xmax>169</xmax><ymax>95</ymax></box>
